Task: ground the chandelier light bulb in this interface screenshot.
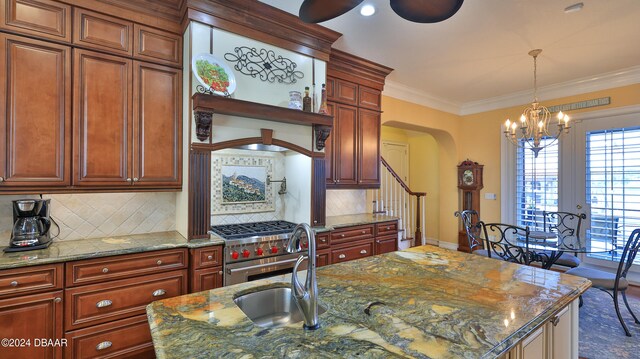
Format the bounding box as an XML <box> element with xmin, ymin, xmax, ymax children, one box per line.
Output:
<box><xmin>505</xmin><ymin>119</ymin><xmax>511</xmax><ymax>130</ymax></box>
<box><xmin>360</xmin><ymin>4</ymin><xmax>375</xmax><ymax>16</ymax></box>
<box><xmin>520</xmin><ymin>114</ymin><xmax>526</xmax><ymax>123</ymax></box>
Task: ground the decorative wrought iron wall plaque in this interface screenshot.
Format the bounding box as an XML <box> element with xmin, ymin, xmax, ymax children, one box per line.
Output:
<box><xmin>196</xmin><ymin>84</ymin><xmax>231</xmax><ymax>97</ymax></box>
<box><xmin>224</xmin><ymin>47</ymin><xmax>304</xmax><ymax>84</ymax></box>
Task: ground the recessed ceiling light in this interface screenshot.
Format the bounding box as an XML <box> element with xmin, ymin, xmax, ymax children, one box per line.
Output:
<box><xmin>564</xmin><ymin>2</ymin><xmax>584</xmax><ymax>13</ymax></box>
<box><xmin>360</xmin><ymin>4</ymin><xmax>375</xmax><ymax>17</ymax></box>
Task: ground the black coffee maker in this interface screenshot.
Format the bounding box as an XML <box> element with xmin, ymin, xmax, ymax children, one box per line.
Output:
<box><xmin>4</xmin><ymin>199</ymin><xmax>52</xmax><ymax>252</ymax></box>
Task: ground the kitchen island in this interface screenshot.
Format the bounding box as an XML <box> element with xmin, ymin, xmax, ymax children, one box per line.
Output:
<box><xmin>146</xmin><ymin>245</ymin><xmax>590</xmax><ymax>358</ymax></box>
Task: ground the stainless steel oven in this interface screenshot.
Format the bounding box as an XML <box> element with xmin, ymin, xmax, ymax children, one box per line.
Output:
<box><xmin>224</xmin><ymin>252</ymin><xmax>308</xmax><ymax>286</ymax></box>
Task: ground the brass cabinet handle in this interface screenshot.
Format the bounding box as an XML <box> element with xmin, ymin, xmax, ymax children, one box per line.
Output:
<box><xmin>360</xmin><ymin>250</ymin><xmax>367</xmax><ymax>255</ymax></box>
<box><xmin>54</xmin><ymin>297</ymin><xmax>62</xmax><ymax>303</ymax></box>
<box><xmin>133</xmin><ymin>177</ymin><xmax>139</xmax><ymax>182</ymax></box>
<box><xmin>152</xmin><ymin>289</ymin><xmax>166</xmax><ymax>297</ymax></box>
<box><xmin>0</xmin><ymin>177</ymin><xmax>4</xmax><ymax>182</ymax></box>
<box><xmin>96</xmin><ymin>300</ymin><xmax>113</xmax><ymax>308</ymax></box>
<box><xmin>156</xmin><ymin>260</ymin><xmax>163</xmax><ymax>265</ymax></box>
<box><xmin>338</xmin><ymin>254</ymin><xmax>346</xmax><ymax>259</ymax></box>
<box><xmin>96</xmin><ymin>341</ymin><xmax>112</xmax><ymax>351</ymax></box>
<box><xmin>207</xmin><ymin>255</ymin><xmax>213</xmax><ymax>260</ymax></box>
<box><xmin>102</xmin><ymin>267</ymin><xmax>109</xmax><ymax>273</ymax></box>
<box><xmin>10</xmin><ymin>281</ymin><xmax>18</xmax><ymax>287</ymax></box>
<box><xmin>126</xmin><ymin>178</ymin><xmax>132</xmax><ymax>183</ymax></box>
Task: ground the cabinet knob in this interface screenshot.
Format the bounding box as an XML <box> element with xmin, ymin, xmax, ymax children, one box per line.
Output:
<box><xmin>152</xmin><ymin>289</ymin><xmax>166</xmax><ymax>297</ymax></box>
<box><xmin>361</xmin><ymin>230</ymin><xmax>366</xmax><ymax>234</ymax></box>
<box><xmin>96</xmin><ymin>300</ymin><xmax>113</xmax><ymax>308</ymax></box>
<box><xmin>338</xmin><ymin>254</ymin><xmax>346</xmax><ymax>259</ymax></box>
<box><xmin>218</xmin><ymin>271</ymin><xmax>223</xmax><ymax>275</ymax></box>
<box><xmin>386</xmin><ymin>226</ymin><xmax>390</xmax><ymax>230</ymax></box>
<box><xmin>0</xmin><ymin>177</ymin><xmax>4</xmax><ymax>183</ymax></box>
<box><xmin>341</xmin><ymin>234</ymin><xmax>345</xmax><ymax>238</ymax></box>
<box><xmin>126</xmin><ymin>178</ymin><xmax>132</xmax><ymax>183</ymax></box>
<box><xmin>102</xmin><ymin>267</ymin><xmax>109</xmax><ymax>273</ymax></box>
<box><xmin>156</xmin><ymin>260</ymin><xmax>163</xmax><ymax>265</ymax></box>
<box><xmin>54</xmin><ymin>297</ymin><xmax>62</xmax><ymax>303</ymax></box>
<box><xmin>551</xmin><ymin>315</ymin><xmax>560</xmax><ymax>327</ymax></box>
<box><xmin>336</xmin><ymin>180</ymin><xmax>340</xmax><ymax>183</ymax></box>
<box><xmin>376</xmin><ymin>240</ymin><xmax>381</xmax><ymax>244</ymax></box>
<box><xmin>96</xmin><ymin>341</ymin><xmax>113</xmax><ymax>351</ymax></box>
<box><xmin>133</xmin><ymin>177</ymin><xmax>139</xmax><ymax>182</ymax></box>
<box><xmin>207</xmin><ymin>255</ymin><xmax>213</xmax><ymax>260</ymax></box>
<box><xmin>320</xmin><ymin>238</ymin><xmax>326</xmax><ymax>243</ymax></box>
<box><xmin>360</xmin><ymin>249</ymin><xmax>368</xmax><ymax>255</ymax></box>
<box><xmin>313</xmin><ymin>220</ymin><xmax>318</xmax><ymax>224</ymax></box>
<box><xmin>10</xmin><ymin>280</ymin><xmax>18</xmax><ymax>287</ymax></box>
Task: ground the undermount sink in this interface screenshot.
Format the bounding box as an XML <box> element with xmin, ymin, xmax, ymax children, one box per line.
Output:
<box><xmin>233</xmin><ymin>286</ymin><xmax>326</xmax><ymax>328</ymax></box>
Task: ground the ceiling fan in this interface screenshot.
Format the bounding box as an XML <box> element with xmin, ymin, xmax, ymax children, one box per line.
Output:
<box><xmin>299</xmin><ymin>0</ymin><xmax>464</xmax><ymax>23</ymax></box>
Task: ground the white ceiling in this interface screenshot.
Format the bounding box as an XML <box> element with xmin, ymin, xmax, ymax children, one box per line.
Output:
<box><xmin>259</xmin><ymin>0</ymin><xmax>640</xmax><ymax>114</ymax></box>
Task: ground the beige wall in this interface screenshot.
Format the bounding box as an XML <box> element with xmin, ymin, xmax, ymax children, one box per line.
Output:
<box><xmin>381</xmin><ymin>83</ymin><xmax>640</xmax><ymax>246</ymax></box>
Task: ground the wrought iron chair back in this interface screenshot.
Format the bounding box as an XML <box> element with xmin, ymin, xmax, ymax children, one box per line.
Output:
<box><xmin>454</xmin><ymin>210</ymin><xmax>483</xmax><ymax>252</ymax></box>
<box><xmin>616</xmin><ymin>228</ymin><xmax>640</xmax><ymax>290</ymax></box>
<box><xmin>480</xmin><ymin>222</ymin><xmax>531</xmax><ymax>265</ymax></box>
<box><xmin>542</xmin><ymin>211</ymin><xmax>586</xmax><ymax>243</ymax></box>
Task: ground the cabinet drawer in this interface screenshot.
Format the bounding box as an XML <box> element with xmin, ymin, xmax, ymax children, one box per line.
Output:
<box><xmin>358</xmin><ymin>86</ymin><xmax>381</xmax><ymax>110</ymax></box>
<box><xmin>190</xmin><ymin>246</ymin><xmax>222</xmax><ymax>269</ymax></box>
<box><xmin>66</xmin><ymin>249</ymin><xmax>187</xmax><ymax>287</ymax></box>
<box><xmin>0</xmin><ymin>0</ymin><xmax>71</xmax><ymax>42</ymax></box>
<box><xmin>73</xmin><ymin>8</ymin><xmax>132</xmax><ymax>55</ymax></box>
<box><xmin>134</xmin><ymin>24</ymin><xmax>181</xmax><ymax>66</ymax></box>
<box><xmin>0</xmin><ymin>263</ymin><xmax>62</xmax><ymax>298</ymax></box>
<box><xmin>331</xmin><ymin>224</ymin><xmax>374</xmax><ymax>245</ymax></box>
<box><xmin>331</xmin><ymin>240</ymin><xmax>373</xmax><ymax>263</ymax></box>
<box><xmin>375</xmin><ymin>234</ymin><xmax>398</xmax><ymax>255</ymax></box>
<box><xmin>65</xmin><ymin>270</ymin><xmax>187</xmax><ymax>330</ymax></box>
<box><xmin>376</xmin><ymin>221</ymin><xmax>398</xmax><ymax>236</ymax></box>
<box><xmin>315</xmin><ymin>232</ymin><xmax>330</xmax><ymax>249</ymax></box>
<box><xmin>190</xmin><ymin>267</ymin><xmax>222</xmax><ymax>293</ymax></box>
<box><xmin>65</xmin><ymin>314</ymin><xmax>154</xmax><ymax>359</ymax></box>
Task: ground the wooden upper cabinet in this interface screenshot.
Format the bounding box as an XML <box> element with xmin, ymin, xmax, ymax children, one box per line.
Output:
<box><xmin>0</xmin><ymin>0</ymin><xmax>71</xmax><ymax>42</ymax></box>
<box><xmin>73</xmin><ymin>49</ymin><xmax>132</xmax><ymax>186</ymax></box>
<box><xmin>73</xmin><ymin>8</ymin><xmax>132</xmax><ymax>55</ymax></box>
<box><xmin>324</xmin><ymin>102</ymin><xmax>335</xmax><ymax>184</ymax></box>
<box><xmin>0</xmin><ymin>34</ymin><xmax>70</xmax><ymax>187</ymax></box>
<box><xmin>133</xmin><ymin>24</ymin><xmax>181</xmax><ymax>67</ymax></box>
<box><xmin>133</xmin><ymin>61</ymin><xmax>181</xmax><ymax>187</ymax></box>
<box><xmin>332</xmin><ymin>78</ymin><xmax>358</xmax><ymax>106</ymax></box>
<box><xmin>359</xmin><ymin>86</ymin><xmax>382</xmax><ymax>110</ymax></box>
<box><xmin>358</xmin><ymin>108</ymin><xmax>381</xmax><ymax>186</ymax></box>
<box><xmin>334</xmin><ymin>103</ymin><xmax>358</xmax><ymax>185</ymax></box>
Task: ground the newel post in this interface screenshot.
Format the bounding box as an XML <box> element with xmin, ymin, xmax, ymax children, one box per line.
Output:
<box><xmin>414</xmin><ymin>194</ymin><xmax>423</xmax><ymax>247</ymax></box>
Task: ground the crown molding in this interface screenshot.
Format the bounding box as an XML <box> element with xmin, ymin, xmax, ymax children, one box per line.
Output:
<box><xmin>383</xmin><ymin>80</ymin><xmax>461</xmax><ymax>115</ymax></box>
<box><xmin>383</xmin><ymin>66</ymin><xmax>640</xmax><ymax>116</ymax></box>
<box><xmin>460</xmin><ymin>65</ymin><xmax>640</xmax><ymax>115</ymax></box>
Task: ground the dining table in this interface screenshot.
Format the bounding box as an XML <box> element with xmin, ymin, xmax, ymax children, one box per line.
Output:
<box><xmin>515</xmin><ymin>230</ymin><xmax>615</xmax><ymax>269</ymax></box>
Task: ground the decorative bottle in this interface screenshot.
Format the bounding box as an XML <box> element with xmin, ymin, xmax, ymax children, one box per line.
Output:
<box><xmin>318</xmin><ymin>83</ymin><xmax>328</xmax><ymax>114</ymax></box>
<box><xmin>302</xmin><ymin>86</ymin><xmax>311</xmax><ymax>112</ymax></box>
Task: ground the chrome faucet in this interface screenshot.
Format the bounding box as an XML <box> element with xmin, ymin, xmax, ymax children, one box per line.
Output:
<box><xmin>285</xmin><ymin>223</ymin><xmax>320</xmax><ymax>330</ymax></box>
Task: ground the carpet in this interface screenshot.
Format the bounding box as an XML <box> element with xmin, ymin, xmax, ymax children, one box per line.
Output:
<box><xmin>579</xmin><ymin>288</ymin><xmax>640</xmax><ymax>359</ymax></box>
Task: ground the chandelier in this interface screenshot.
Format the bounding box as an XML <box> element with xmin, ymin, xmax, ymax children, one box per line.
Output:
<box><xmin>503</xmin><ymin>49</ymin><xmax>570</xmax><ymax>157</ymax></box>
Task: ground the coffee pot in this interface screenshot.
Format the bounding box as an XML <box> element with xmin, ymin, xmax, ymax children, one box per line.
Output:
<box><xmin>4</xmin><ymin>199</ymin><xmax>53</xmax><ymax>252</ymax></box>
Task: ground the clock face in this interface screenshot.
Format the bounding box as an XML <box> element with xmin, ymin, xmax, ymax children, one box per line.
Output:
<box><xmin>463</xmin><ymin>169</ymin><xmax>474</xmax><ymax>186</ymax></box>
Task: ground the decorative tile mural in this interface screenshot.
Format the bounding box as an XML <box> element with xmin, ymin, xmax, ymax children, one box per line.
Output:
<box><xmin>0</xmin><ymin>193</ymin><xmax>176</xmax><ymax>247</ymax></box>
<box><xmin>211</xmin><ymin>149</ymin><xmax>285</xmax><ymax>224</ymax></box>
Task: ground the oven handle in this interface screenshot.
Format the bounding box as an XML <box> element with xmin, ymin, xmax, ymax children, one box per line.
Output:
<box><xmin>226</xmin><ymin>256</ymin><xmax>306</xmax><ymax>274</ymax></box>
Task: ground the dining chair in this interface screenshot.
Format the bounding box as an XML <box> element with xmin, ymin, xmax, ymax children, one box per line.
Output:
<box><xmin>539</xmin><ymin>211</ymin><xmax>587</xmax><ymax>268</ymax></box>
<box><xmin>565</xmin><ymin>228</ymin><xmax>640</xmax><ymax>337</ymax></box>
<box><xmin>454</xmin><ymin>210</ymin><xmax>489</xmax><ymax>257</ymax></box>
<box><xmin>479</xmin><ymin>222</ymin><xmax>531</xmax><ymax>265</ymax></box>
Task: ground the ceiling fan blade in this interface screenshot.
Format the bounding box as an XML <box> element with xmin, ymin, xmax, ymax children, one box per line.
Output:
<box><xmin>299</xmin><ymin>0</ymin><xmax>364</xmax><ymax>23</ymax></box>
<box><xmin>390</xmin><ymin>0</ymin><xmax>464</xmax><ymax>23</ymax></box>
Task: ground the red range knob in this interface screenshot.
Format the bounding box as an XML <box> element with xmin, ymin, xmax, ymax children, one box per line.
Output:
<box><xmin>242</xmin><ymin>249</ymin><xmax>250</xmax><ymax>258</ymax></box>
<box><xmin>271</xmin><ymin>246</ymin><xmax>278</xmax><ymax>254</ymax></box>
<box><xmin>302</xmin><ymin>242</ymin><xmax>308</xmax><ymax>249</ymax></box>
<box><xmin>256</xmin><ymin>248</ymin><xmax>264</xmax><ymax>256</ymax></box>
<box><xmin>231</xmin><ymin>251</ymin><xmax>239</xmax><ymax>260</ymax></box>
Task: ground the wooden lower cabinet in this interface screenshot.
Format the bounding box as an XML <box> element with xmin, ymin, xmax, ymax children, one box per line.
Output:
<box><xmin>0</xmin><ymin>290</ymin><xmax>64</xmax><ymax>359</ymax></box>
<box><xmin>190</xmin><ymin>267</ymin><xmax>223</xmax><ymax>292</ymax></box>
<box><xmin>375</xmin><ymin>234</ymin><xmax>398</xmax><ymax>255</ymax></box>
<box><xmin>65</xmin><ymin>315</ymin><xmax>154</xmax><ymax>359</ymax></box>
<box><xmin>316</xmin><ymin>249</ymin><xmax>331</xmax><ymax>267</ymax></box>
<box><xmin>331</xmin><ymin>240</ymin><xmax>374</xmax><ymax>264</ymax></box>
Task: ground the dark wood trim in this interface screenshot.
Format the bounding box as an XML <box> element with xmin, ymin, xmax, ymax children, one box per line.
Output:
<box><xmin>314</xmin><ymin>125</ymin><xmax>331</xmax><ymax>151</ymax></box>
<box><xmin>191</xmin><ymin>137</ymin><xmax>314</xmax><ymax>158</ymax></box>
<box><xmin>328</xmin><ymin>49</ymin><xmax>393</xmax><ymax>91</ymax></box>
<box><xmin>188</xmin><ymin>150</ymin><xmax>211</xmax><ymax>239</ymax></box>
<box><xmin>311</xmin><ymin>157</ymin><xmax>326</xmax><ymax>226</ymax></box>
<box><xmin>261</xmin><ymin>129</ymin><xmax>273</xmax><ymax>145</ymax></box>
<box><xmin>184</xmin><ymin>0</ymin><xmax>341</xmax><ymax>61</ymax></box>
<box><xmin>380</xmin><ymin>157</ymin><xmax>426</xmax><ymax>196</ymax></box>
<box><xmin>193</xmin><ymin>94</ymin><xmax>333</xmax><ymax>127</ymax></box>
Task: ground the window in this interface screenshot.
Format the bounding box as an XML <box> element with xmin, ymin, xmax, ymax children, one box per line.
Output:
<box><xmin>586</xmin><ymin>126</ymin><xmax>640</xmax><ymax>262</ymax></box>
<box><xmin>515</xmin><ymin>138</ymin><xmax>559</xmax><ymax>230</ymax></box>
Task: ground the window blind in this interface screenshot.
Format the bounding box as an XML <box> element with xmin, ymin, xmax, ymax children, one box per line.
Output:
<box><xmin>516</xmin><ymin>138</ymin><xmax>559</xmax><ymax>231</ymax></box>
<box><xmin>586</xmin><ymin>126</ymin><xmax>640</xmax><ymax>262</ymax></box>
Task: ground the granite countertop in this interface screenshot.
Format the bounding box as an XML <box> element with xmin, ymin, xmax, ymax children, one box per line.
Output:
<box><xmin>318</xmin><ymin>213</ymin><xmax>399</xmax><ymax>232</ymax></box>
<box><xmin>146</xmin><ymin>245</ymin><xmax>590</xmax><ymax>359</ymax></box>
<box><xmin>0</xmin><ymin>231</ymin><xmax>225</xmax><ymax>270</ymax></box>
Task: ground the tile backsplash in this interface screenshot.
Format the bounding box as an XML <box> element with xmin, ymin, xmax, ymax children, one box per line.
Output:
<box><xmin>326</xmin><ymin>190</ymin><xmax>367</xmax><ymax>217</ymax></box>
<box><xmin>0</xmin><ymin>193</ymin><xmax>176</xmax><ymax>247</ymax></box>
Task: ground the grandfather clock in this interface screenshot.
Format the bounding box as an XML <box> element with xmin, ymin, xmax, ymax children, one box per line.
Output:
<box><xmin>457</xmin><ymin>160</ymin><xmax>483</xmax><ymax>252</ymax></box>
